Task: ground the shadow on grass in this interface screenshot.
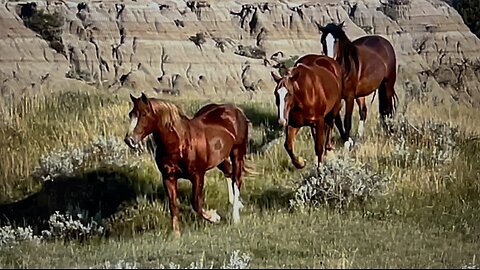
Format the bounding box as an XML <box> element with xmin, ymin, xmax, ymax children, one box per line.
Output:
<box><xmin>238</xmin><ymin>103</ymin><xmax>285</xmax><ymax>154</ymax></box>
<box><xmin>0</xmin><ymin>168</ymin><xmax>163</xmax><ymax>234</ymax></box>
<box><xmin>247</xmin><ymin>186</ymin><xmax>295</xmax><ymax>212</ymax></box>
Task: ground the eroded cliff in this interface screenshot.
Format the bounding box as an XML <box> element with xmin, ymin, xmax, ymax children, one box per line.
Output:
<box><xmin>0</xmin><ymin>0</ymin><xmax>479</xmax><ymax>106</ymax></box>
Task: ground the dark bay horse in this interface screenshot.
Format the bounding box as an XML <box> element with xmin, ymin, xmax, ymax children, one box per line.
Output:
<box><xmin>317</xmin><ymin>21</ymin><xmax>398</xmax><ymax>149</ymax></box>
<box><xmin>124</xmin><ymin>93</ymin><xmax>251</xmax><ymax>237</ymax></box>
<box><xmin>271</xmin><ymin>57</ymin><xmax>343</xmax><ymax>169</ymax></box>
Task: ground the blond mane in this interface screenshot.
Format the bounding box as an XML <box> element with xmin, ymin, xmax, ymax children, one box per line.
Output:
<box><xmin>149</xmin><ymin>99</ymin><xmax>185</xmax><ymax>129</ymax></box>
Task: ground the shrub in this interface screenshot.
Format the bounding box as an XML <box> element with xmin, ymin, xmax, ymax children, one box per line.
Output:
<box><xmin>32</xmin><ymin>135</ymin><xmax>144</xmax><ymax>181</ymax></box>
<box><xmin>41</xmin><ymin>210</ymin><xmax>104</xmax><ymax>241</ymax></box>
<box><xmin>387</xmin><ymin>115</ymin><xmax>460</xmax><ymax>168</ymax></box>
<box><xmin>275</xmin><ymin>55</ymin><xmax>299</xmax><ymax>76</ymax></box>
<box><xmin>20</xmin><ymin>5</ymin><xmax>66</xmax><ymax>55</ymax></box>
<box><xmin>289</xmin><ymin>157</ymin><xmax>390</xmax><ymax>210</ymax></box>
<box><xmin>0</xmin><ymin>225</ymin><xmax>40</xmax><ymax>249</ymax></box>
<box><xmin>159</xmin><ymin>250</ymin><xmax>252</xmax><ymax>269</ymax></box>
<box><xmin>446</xmin><ymin>0</ymin><xmax>480</xmax><ymax>38</ymax></box>
<box><xmin>86</xmin><ymin>250</ymin><xmax>251</xmax><ymax>269</ymax></box>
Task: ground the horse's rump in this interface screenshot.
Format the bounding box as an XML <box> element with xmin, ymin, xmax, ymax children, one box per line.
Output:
<box><xmin>295</xmin><ymin>54</ymin><xmax>341</xmax><ymax>79</ymax></box>
<box><xmin>354</xmin><ymin>35</ymin><xmax>396</xmax><ymax>74</ymax></box>
<box><xmin>194</xmin><ymin>103</ymin><xmax>249</xmax><ymax>144</ymax></box>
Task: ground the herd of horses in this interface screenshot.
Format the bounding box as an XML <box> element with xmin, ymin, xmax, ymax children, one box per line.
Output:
<box><xmin>123</xmin><ymin>22</ymin><xmax>398</xmax><ymax>237</ymax></box>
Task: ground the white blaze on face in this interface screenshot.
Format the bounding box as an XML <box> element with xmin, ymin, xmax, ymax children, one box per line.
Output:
<box><xmin>128</xmin><ymin>115</ymin><xmax>138</xmax><ymax>135</ymax></box>
<box><xmin>276</xmin><ymin>86</ymin><xmax>288</xmax><ymax>122</ymax></box>
<box><xmin>325</xmin><ymin>33</ymin><xmax>335</xmax><ymax>58</ymax></box>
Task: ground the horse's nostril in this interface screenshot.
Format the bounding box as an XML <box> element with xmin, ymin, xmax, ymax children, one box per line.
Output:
<box><xmin>124</xmin><ymin>136</ymin><xmax>135</xmax><ymax>148</ymax></box>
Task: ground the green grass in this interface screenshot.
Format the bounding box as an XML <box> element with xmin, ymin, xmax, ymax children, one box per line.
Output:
<box><xmin>0</xmin><ymin>89</ymin><xmax>479</xmax><ymax>268</ymax></box>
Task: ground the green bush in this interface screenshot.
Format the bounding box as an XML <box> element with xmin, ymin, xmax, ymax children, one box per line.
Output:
<box><xmin>276</xmin><ymin>55</ymin><xmax>299</xmax><ymax>76</ymax></box>
<box><xmin>21</xmin><ymin>7</ymin><xmax>65</xmax><ymax>55</ymax></box>
<box><xmin>446</xmin><ymin>0</ymin><xmax>480</xmax><ymax>37</ymax></box>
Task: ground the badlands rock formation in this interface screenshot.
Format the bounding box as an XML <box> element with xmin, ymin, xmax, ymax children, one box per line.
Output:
<box><xmin>0</xmin><ymin>0</ymin><xmax>479</xmax><ymax>106</ymax></box>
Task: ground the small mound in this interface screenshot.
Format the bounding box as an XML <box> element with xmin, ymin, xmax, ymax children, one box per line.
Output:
<box><xmin>289</xmin><ymin>157</ymin><xmax>390</xmax><ymax>209</ymax></box>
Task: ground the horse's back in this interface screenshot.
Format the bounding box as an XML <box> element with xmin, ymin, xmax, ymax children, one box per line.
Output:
<box><xmin>295</xmin><ymin>54</ymin><xmax>341</xmax><ymax>79</ymax></box>
<box><xmin>354</xmin><ymin>35</ymin><xmax>396</xmax><ymax>71</ymax></box>
<box><xmin>194</xmin><ymin>103</ymin><xmax>249</xmax><ymax>144</ymax></box>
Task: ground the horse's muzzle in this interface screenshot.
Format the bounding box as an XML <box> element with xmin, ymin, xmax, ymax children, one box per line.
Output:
<box><xmin>278</xmin><ymin>118</ymin><xmax>287</xmax><ymax>127</ymax></box>
<box><xmin>124</xmin><ymin>135</ymin><xmax>139</xmax><ymax>149</ymax></box>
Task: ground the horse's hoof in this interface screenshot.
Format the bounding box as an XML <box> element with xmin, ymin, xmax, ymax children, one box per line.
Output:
<box><xmin>344</xmin><ymin>138</ymin><xmax>354</xmax><ymax>151</ymax></box>
<box><xmin>173</xmin><ymin>230</ymin><xmax>181</xmax><ymax>238</ymax></box>
<box><xmin>326</xmin><ymin>144</ymin><xmax>334</xmax><ymax>151</ymax></box>
<box><xmin>206</xmin><ymin>209</ymin><xmax>221</xmax><ymax>223</ymax></box>
<box><xmin>294</xmin><ymin>157</ymin><xmax>306</xmax><ymax>169</ymax></box>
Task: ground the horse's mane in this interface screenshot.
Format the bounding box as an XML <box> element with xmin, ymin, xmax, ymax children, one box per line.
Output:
<box><xmin>149</xmin><ymin>98</ymin><xmax>186</xmax><ymax>129</ymax></box>
<box><xmin>323</xmin><ymin>23</ymin><xmax>359</xmax><ymax>76</ymax></box>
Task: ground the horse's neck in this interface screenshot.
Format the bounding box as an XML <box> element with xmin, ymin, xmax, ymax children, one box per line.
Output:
<box><xmin>152</xmin><ymin>118</ymin><xmax>188</xmax><ymax>156</ymax></box>
<box><xmin>337</xmin><ymin>40</ymin><xmax>358</xmax><ymax>79</ymax></box>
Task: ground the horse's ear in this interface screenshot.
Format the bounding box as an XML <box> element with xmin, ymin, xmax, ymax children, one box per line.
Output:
<box><xmin>271</xmin><ymin>71</ymin><xmax>282</xmax><ymax>83</ymax></box>
<box><xmin>315</xmin><ymin>21</ymin><xmax>325</xmax><ymax>32</ymax></box>
<box><xmin>289</xmin><ymin>68</ymin><xmax>300</xmax><ymax>82</ymax></box>
<box><xmin>141</xmin><ymin>92</ymin><xmax>148</xmax><ymax>103</ymax></box>
<box><xmin>338</xmin><ymin>21</ymin><xmax>345</xmax><ymax>28</ymax></box>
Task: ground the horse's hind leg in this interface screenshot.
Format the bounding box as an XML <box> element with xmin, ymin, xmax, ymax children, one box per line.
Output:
<box><xmin>324</xmin><ymin>112</ymin><xmax>336</xmax><ymax>152</ymax></box>
<box><xmin>314</xmin><ymin>119</ymin><xmax>326</xmax><ymax>166</ymax></box>
<box><xmin>343</xmin><ymin>97</ymin><xmax>355</xmax><ymax>150</ymax></box>
<box><xmin>230</xmin><ymin>144</ymin><xmax>246</xmax><ymax>223</ymax></box>
<box><xmin>217</xmin><ymin>160</ymin><xmax>234</xmax><ymax>204</ymax></box>
<box><xmin>217</xmin><ymin>160</ymin><xmax>232</xmax><ymax>178</ymax></box>
<box><xmin>378</xmin><ymin>78</ymin><xmax>397</xmax><ymax>133</ymax></box>
<box><xmin>356</xmin><ymin>97</ymin><xmax>367</xmax><ymax>139</ymax></box>
<box><xmin>191</xmin><ymin>172</ymin><xmax>221</xmax><ymax>224</ymax></box>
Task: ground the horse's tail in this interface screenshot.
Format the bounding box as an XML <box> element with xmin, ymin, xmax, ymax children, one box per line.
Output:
<box><xmin>243</xmin><ymin>157</ymin><xmax>260</xmax><ymax>177</ymax></box>
<box><xmin>244</xmin><ymin>117</ymin><xmax>259</xmax><ymax>177</ymax></box>
<box><xmin>378</xmin><ymin>79</ymin><xmax>399</xmax><ymax>117</ymax></box>
<box><xmin>392</xmin><ymin>90</ymin><xmax>399</xmax><ymax>115</ymax></box>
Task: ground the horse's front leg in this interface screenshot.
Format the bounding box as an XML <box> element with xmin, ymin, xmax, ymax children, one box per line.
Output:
<box><xmin>163</xmin><ymin>174</ymin><xmax>180</xmax><ymax>238</ymax></box>
<box><xmin>285</xmin><ymin>125</ymin><xmax>306</xmax><ymax>169</ymax></box>
<box><xmin>314</xmin><ymin>119</ymin><xmax>326</xmax><ymax>167</ymax></box>
<box><xmin>355</xmin><ymin>96</ymin><xmax>367</xmax><ymax>139</ymax></box>
<box><xmin>343</xmin><ymin>97</ymin><xmax>355</xmax><ymax>150</ymax></box>
<box><xmin>191</xmin><ymin>172</ymin><xmax>221</xmax><ymax>224</ymax></box>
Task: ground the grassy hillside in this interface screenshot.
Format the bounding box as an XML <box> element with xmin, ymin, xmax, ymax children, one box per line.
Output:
<box><xmin>0</xmin><ymin>88</ymin><xmax>479</xmax><ymax>268</ymax></box>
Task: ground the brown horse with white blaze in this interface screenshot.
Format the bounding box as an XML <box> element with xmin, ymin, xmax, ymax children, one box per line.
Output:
<box><xmin>317</xmin><ymin>21</ymin><xmax>398</xmax><ymax>149</ymax></box>
<box><xmin>124</xmin><ymin>93</ymin><xmax>251</xmax><ymax>237</ymax></box>
<box><xmin>271</xmin><ymin>56</ymin><xmax>343</xmax><ymax>168</ymax></box>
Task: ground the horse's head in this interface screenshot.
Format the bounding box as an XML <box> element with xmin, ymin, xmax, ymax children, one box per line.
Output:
<box><xmin>271</xmin><ymin>68</ymin><xmax>299</xmax><ymax>127</ymax></box>
<box><xmin>124</xmin><ymin>92</ymin><xmax>157</xmax><ymax>149</ymax></box>
<box><xmin>316</xmin><ymin>21</ymin><xmax>345</xmax><ymax>59</ymax></box>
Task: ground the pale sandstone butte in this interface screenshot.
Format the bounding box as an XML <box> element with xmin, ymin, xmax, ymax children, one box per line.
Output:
<box><xmin>0</xmin><ymin>0</ymin><xmax>479</xmax><ymax>107</ymax></box>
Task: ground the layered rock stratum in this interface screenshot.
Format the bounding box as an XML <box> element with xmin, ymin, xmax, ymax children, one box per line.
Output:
<box><xmin>0</xmin><ymin>0</ymin><xmax>479</xmax><ymax>106</ymax></box>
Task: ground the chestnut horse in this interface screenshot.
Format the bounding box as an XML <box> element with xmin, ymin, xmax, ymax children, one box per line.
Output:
<box><xmin>271</xmin><ymin>57</ymin><xmax>343</xmax><ymax>169</ymax></box>
<box><xmin>291</xmin><ymin>53</ymin><xmax>346</xmax><ymax>147</ymax></box>
<box><xmin>124</xmin><ymin>93</ymin><xmax>251</xmax><ymax>237</ymax></box>
<box><xmin>317</xmin><ymin>21</ymin><xmax>398</xmax><ymax>149</ymax></box>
